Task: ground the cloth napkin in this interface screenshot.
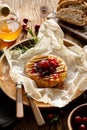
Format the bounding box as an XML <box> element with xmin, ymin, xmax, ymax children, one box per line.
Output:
<box><xmin>4</xmin><ymin>19</ymin><xmax>87</xmax><ymax>108</ymax></box>
<box><xmin>0</xmin><ymin>89</ymin><xmax>16</xmax><ymax>129</ymax></box>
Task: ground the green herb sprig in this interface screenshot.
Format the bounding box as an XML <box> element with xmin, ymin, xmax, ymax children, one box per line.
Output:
<box><xmin>28</xmin><ymin>28</ymin><xmax>38</xmax><ymax>44</ymax></box>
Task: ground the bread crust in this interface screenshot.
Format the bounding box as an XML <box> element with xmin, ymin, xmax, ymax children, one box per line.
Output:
<box><xmin>24</xmin><ymin>55</ymin><xmax>67</xmax><ymax>88</ymax></box>
<box><xmin>57</xmin><ymin>0</ymin><xmax>83</xmax><ymax>10</ymax></box>
<box><xmin>57</xmin><ymin>0</ymin><xmax>87</xmax><ymax>26</ymax></box>
<box><xmin>58</xmin><ymin>0</ymin><xmax>83</xmax><ymax>4</ymax></box>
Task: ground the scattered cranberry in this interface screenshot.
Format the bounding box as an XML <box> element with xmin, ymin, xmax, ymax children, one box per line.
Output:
<box><xmin>22</xmin><ymin>19</ymin><xmax>40</xmax><ymax>36</ymax></box>
<box><xmin>74</xmin><ymin>116</ymin><xmax>82</xmax><ymax>124</ymax></box>
<box><xmin>82</xmin><ymin>117</ymin><xmax>87</xmax><ymax>124</ymax></box>
<box><xmin>47</xmin><ymin>113</ymin><xmax>55</xmax><ymax>119</ymax></box>
<box><xmin>35</xmin><ymin>24</ymin><xmax>40</xmax><ymax>35</ymax></box>
<box><xmin>22</xmin><ymin>24</ymin><xmax>28</xmax><ymax>34</ymax></box>
<box><xmin>22</xmin><ymin>18</ymin><xmax>29</xmax><ymax>34</ymax></box>
<box><xmin>79</xmin><ymin>124</ymin><xmax>86</xmax><ymax>130</ymax></box>
<box><xmin>23</xmin><ymin>18</ymin><xmax>28</xmax><ymax>24</ymax></box>
<box><xmin>22</xmin><ymin>24</ymin><xmax>27</xmax><ymax>29</ymax></box>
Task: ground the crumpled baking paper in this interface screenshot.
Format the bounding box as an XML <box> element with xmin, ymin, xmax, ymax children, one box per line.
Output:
<box><xmin>4</xmin><ymin>19</ymin><xmax>87</xmax><ymax>108</ymax></box>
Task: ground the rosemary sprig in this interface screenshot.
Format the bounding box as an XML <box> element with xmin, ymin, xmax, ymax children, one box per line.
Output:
<box><xmin>13</xmin><ymin>45</ymin><xmax>29</xmax><ymax>53</ymax></box>
<box><xmin>49</xmin><ymin>115</ymin><xmax>59</xmax><ymax>124</ymax></box>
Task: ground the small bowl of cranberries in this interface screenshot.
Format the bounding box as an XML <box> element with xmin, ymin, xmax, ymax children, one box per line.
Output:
<box><xmin>67</xmin><ymin>103</ymin><xmax>87</xmax><ymax>130</ymax></box>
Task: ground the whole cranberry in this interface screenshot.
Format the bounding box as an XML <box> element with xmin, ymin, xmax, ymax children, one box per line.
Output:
<box><xmin>82</xmin><ymin>117</ymin><xmax>87</xmax><ymax>124</ymax></box>
<box><xmin>38</xmin><ymin>60</ymin><xmax>50</xmax><ymax>70</ymax></box>
<box><xmin>79</xmin><ymin>124</ymin><xmax>86</xmax><ymax>130</ymax></box>
<box><xmin>35</xmin><ymin>24</ymin><xmax>40</xmax><ymax>33</ymax></box>
<box><xmin>22</xmin><ymin>24</ymin><xmax>28</xmax><ymax>34</ymax></box>
<box><xmin>74</xmin><ymin>116</ymin><xmax>82</xmax><ymax>124</ymax></box>
<box><xmin>47</xmin><ymin>114</ymin><xmax>55</xmax><ymax>119</ymax></box>
<box><xmin>23</xmin><ymin>18</ymin><xmax>28</xmax><ymax>24</ymax></box>
<box><xmin>22</xmin><ymin>24</ymin><xmax>27</xmax><ymax>29</ymax></box>
<box><xmin>48</xmin><ymin>59</ymin><xmax>58</xmax><ymax>68</ymax></box>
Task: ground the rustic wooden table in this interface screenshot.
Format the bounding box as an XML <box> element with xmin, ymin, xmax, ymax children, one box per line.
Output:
<box><xmin>1</xmin><ymin>0</ymin><xmax>87</xmax><ymax>130</ymax></box>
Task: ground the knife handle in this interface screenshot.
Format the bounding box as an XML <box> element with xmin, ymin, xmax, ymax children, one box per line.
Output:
<box><xmin>27</xmin><ymin>96</ymin><xmax>45</xmax><ymax>126</ymax></box>
<box><xmin>16</xmin><ymin>86</ymin><xmax>24</xmax><ymax>118</ymax></box>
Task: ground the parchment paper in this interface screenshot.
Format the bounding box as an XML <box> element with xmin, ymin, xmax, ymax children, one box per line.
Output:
<box><xmin>4</xmin><ymin>19</ymin><xmax>87</xmax><ymax>108</ymax></box>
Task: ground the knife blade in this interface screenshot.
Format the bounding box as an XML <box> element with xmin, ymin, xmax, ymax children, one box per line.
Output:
<box><xmin>23</xmin><ymin>83</ymin><xmax>45</xmax><ymax>126</ymax></box>
<box><xmin>3</xmin><ymin>49</ymin><xmax>24</xmax><ymax>118</ymax></box>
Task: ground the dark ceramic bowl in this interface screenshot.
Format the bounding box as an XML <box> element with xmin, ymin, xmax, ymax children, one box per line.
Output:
<box><xmin>67</xmin><ymin>103</ymin><xmax>87</xmax><ymax>130</ymax></box>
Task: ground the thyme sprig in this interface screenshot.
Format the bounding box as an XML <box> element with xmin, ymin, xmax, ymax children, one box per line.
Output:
<box><xmin>12</xmin><ymin>38</ymin><xmax>37</xmax><ymax>54</ymax></box>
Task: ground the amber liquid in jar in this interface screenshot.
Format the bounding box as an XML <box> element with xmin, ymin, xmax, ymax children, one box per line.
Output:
<box><xmin>0</xmin><ymin>19</ymin><xmax>21</xmax><ymax>49</ymax></box>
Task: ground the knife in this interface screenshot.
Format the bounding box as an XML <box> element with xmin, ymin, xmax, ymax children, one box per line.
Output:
<box><xmin>16</xmin><ymin>82</ymin><xmax>45</xmax><ymax>126</ymax></box>
<box><xmin>3</xmin><ymin>49</ymin><xmax>24</xmax><ymax>118</ymax></box>
<box><xmin>26</xmin><ymin>94</ymin><xmax>45</xmax><ymax>126</ymax></box>
<box><xmin>3</xmin><ymin>49</ymin><xmax>45</xmax><ymax>126</ymax></box>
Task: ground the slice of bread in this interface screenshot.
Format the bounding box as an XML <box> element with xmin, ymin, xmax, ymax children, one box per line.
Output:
<box><xmin>57</xmin><ymin>0</ymin><xmax>87</xmax><ymax>26</ymax></box>
<box><xmin>57</xmin><ymin>8</ymin><xmax>87</xmax><ymax>26</ymax></box>
<box><xmin>57</xmin><ymin>0</ymin><xmax>87</xmax><ymax>12</ymax></box>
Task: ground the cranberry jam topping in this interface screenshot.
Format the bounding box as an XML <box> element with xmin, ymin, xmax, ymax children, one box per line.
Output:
<box><xmin>32</xmin><ymin>58</ymin><xmax>59</xmax><ymax>77</ymax></box>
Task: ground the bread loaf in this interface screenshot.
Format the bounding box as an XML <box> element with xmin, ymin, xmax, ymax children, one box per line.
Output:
<box><xmin>57</xmin><ymin>0</ymin><xmax>83</xmax><ymax>10</ymax></box>
<box><xmin>57</xmin><ymin>0</ymin><xmax>87</xmax><ymax>26</ymax></box>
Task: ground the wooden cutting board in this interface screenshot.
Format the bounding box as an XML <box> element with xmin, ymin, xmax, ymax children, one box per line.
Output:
<box><xmin>58</xmin><ymin>20</ymin><xmax>87</xmax><ymax>43</ymax></box>
<box><xmin>0</xmin><ymin>39</ymin><xmax>75</xmax><ymax>108</ymax></box>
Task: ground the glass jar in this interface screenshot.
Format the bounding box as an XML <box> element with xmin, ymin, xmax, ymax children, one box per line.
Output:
<box><xmin>0</xmin><ymin>13</ymin><xmax>21</xmax><ymax>50</ymax></box>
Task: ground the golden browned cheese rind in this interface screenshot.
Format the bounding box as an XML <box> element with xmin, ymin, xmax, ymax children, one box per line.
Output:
<box><xmin>24</xmin><ymin>55</ymin><xmax>67</xmax><ymax>88</ymax></box>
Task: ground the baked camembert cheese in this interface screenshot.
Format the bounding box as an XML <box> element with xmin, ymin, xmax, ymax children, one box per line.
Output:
<box><xmin>24</xmin><ymin>55</ymin><xmax>67</xmax><ymax>88</ymax></box>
